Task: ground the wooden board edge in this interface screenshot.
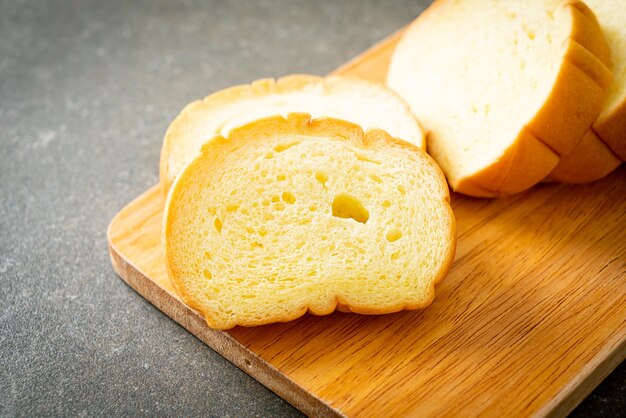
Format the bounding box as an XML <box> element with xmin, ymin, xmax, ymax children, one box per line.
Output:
<box><xmin>538</xmin><ymin>332</ymin><xmax>626</xmax><ymax>418</ymax></box>
<box><xmin>331</xmin><ymin>27</ymin><xmax>404</xmax><ymax>77</ymax></box>
<box><xmin>107</xmin><ymin>200</ymin><xmax>344</xmax><ymax>418</ymax></box>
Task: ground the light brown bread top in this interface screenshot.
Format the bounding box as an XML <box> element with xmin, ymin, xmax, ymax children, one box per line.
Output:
<box><xmin>548</xmin><ymin>0</ymin><xmax>626</xmax><ymax>183</ymax></box>
<box><xmin>159</xmin><ymin>74</ymin><xmax>424</xmax><ymax>193</ymax></box>
<box><xmin>387</xmin><ymin>0</ymin><xmax>612</xmax><ymax>197</ymax></box>
<box><xmin>163</xmin><ymin>113</ymin><xmax>455</xmax><ymax>330</ymax></box>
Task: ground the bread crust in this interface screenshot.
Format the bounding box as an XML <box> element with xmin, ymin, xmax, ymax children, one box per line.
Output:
<box><xmin>595</xmin><ymin>97</ymin><xmax>626</xmax><ymax>160</ymax></box>
<box><xmin>388</xmin><ymin>0</ymin><xmax>612</xmax><ymax>197</ymax></box>
<box><xmin>159</xmin><ymin>74</ymin><xmax>424</xmax><ymax>194</ymax></box>
<box><xmin>546</xmin><ymin>128</ymin><xmax>621</xmax><ymax>183</ymax></box>
<box><xmin>163</xmin><ymin>113</ymin><xmax>455</xmax><ymax>329</ymax></box>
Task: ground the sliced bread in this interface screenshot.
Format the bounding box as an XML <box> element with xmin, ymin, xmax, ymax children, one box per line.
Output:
<box><xmin>159</xmin><ymin>74</ymin><xmax>424</xmax><ymax>193</ymax></box>
<box><xmin>387</xmin><ymin>0</ymin><xmax>612</xmax><ymax>197</ymax></box>
<box><xmin>548</xmin><ymin>0</ymin><xmax>626</xmax><ymax>182</ymax></box>
<box><xmin>163</xmin><ymin>113</ymin><xmax>455</xmax><ymax>330</ymax></box>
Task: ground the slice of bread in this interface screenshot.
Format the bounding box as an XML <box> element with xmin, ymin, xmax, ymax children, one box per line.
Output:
<box><xmin>387</xmin><ymin>0</ymin><xmax>612</xmax><ymax>197</ymax></box>
<box><xmin>548</xmin><ymin>0</ymin><xmax>626</xmax><ymax>182</ymax></box>
<box><xmin>163</xmin><ymin>113</ymin><xmax>455</xmax><ymax>330</ymax></box>
<box><xmin>159</xmin><ymin>74</ymin><xmax>424</xmax><ymax>193</ymax></box>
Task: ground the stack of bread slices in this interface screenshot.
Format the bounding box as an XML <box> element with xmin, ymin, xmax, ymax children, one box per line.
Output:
<box><xmin>387</xmin><ymin>0</ymin><xmax>625</xmax><ymax>195</ymax></box>
<box><xmin>161</xmin><ymin>0</ymin><xmax>624</xmax><ymax>329</ymax></box>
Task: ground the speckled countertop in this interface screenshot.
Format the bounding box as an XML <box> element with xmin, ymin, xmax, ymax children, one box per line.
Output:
<box><xmin>0</xmin><ymin>0</ymin><xmax>623</xmax><ymax>416</ymax></box>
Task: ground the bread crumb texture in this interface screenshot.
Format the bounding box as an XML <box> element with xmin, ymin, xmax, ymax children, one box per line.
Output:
<box><xmin>163</xmin><ymin>114</ymin><xmax>455</xmax><ymax>329</ymax></box>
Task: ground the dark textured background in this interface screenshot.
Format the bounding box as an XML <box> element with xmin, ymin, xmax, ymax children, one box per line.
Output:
<box><xmin>0</xmin><ymin>0</ymin><xmax>623</xmax><ymax>416</ymax></box>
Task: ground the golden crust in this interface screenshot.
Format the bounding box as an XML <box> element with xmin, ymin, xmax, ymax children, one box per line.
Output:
<box><xmin>159</xmin><ymin>74</ymin><xmax>425</xmax><ymax>194</ymax></box>
<box><xmin>163</xmin><ymin>113</ymin><xmax>455</xmax><ymax>330</ymax></box>
<box><xmin>456</xmin><ymin>126</ymin><xmax>560</xmax><ymax>197</ymax></box>
<box><xmin>546</xmin><ymin>128</ymin><xmax>621</xmax><ymax>183</ymax></box>
<box><xmin>594</xmin><ymin>98</ymin><xmax>626</xmax><ymax>160</ymax></box>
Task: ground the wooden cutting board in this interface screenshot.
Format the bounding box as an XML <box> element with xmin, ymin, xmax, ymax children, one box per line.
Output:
<box><xmin>108</xmin><ymin>30</ymin><xmax>626</xmax><ymax>417</ymax></box>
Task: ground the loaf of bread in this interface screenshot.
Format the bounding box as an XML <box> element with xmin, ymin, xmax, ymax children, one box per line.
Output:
<box><xmin>163</xmin><ymin>114</ymin><xmax>455</xmax><ymax>330</ymax></box>
<box><xmin>548</xmin><ymin>0</ymin><xmax>626</xmax><ymax>182</ymax></box>
<box><xmin>159</xmin><ymin>74</ymin><xmax>424</xmax><ymax>193</ymax></box>
<box><xmin>386</xmin><ymin>0</ymin><xmax>612</xmax><ymax>197</ymax></box>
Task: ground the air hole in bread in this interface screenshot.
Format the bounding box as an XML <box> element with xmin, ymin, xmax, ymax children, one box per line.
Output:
<box><xmin>265</xmin><ymin>153</ymin><xmax>274</xmax><ymax>159</ymax></box>
<box><xmin>277</xmin><ymin>174</ymin><xmax>286</xmax><ymax>181</ymax></box>
<box><xmin>274</xmin><ymin>140</ymin><xmax>301</xmax><ymax>152</ymax></box>
<box><xmin>203</xmin><ymin>269</ymin><xmax>212</xmax><ymax>279</ymax></box>
<box><xmin>391</xmin><ymin>251</ymin><xmax>400</xmax><ymax>260</ymax></box>
<box><xmin>355</xmin><ymin>153</ymin><xmax>381</xmax><ymax>164</ymax></box>
<box><xmin>214</xmin><ymin>218</ymin><xmax>222</xmax><ymax>233</ymax></box>
<box><xmin>397</xmin><ymin>185</ymin><xmax>406</xmax><ymax>195</ymax></box>
<box><xmin>381</xmin><ymin>200</ymin><xmax>391</xmax><ymax>208</ymax></box>
<box><xmin>332</xmin><ymin>193</ymin><xmax>369</xmax><ymax>224</ymax></box>
<box><xmin>315</xmin><ymin>171</ymin><xmax>329</xmax><ymax>185</ymax></box>
<box><xmin>274</xmin><ymin>202</ymin><xmax>285</xmax><ymax>211</ymax></box>
<box><xmin>226</xmin><ymin>203</ymin><xmax>239</xmax><ymax>212</ymax></box>
<box><xmin>308</xmin><ymin>205</ymin><xmax>317</xmax><ymax>212</ymax></box>
<box><xmin>386</xmin><ymin>229</ymin><xmax>403</xmax><ymax>243</ymax></box>
<box><xmin>369</xmin><ymin>173</ymin><xmax>383</xmax><ymax>183</ymax></box>
<box><xmin>282</xmin><ymin>192</ymin><xmax>296</xmax><ymax>204</ymax></box>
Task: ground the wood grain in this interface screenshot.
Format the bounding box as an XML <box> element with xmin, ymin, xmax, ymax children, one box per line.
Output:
<box><xmin>108</xmin><ymin>30</ymin><xmax>626</xmax><ymax>417</ymax></box>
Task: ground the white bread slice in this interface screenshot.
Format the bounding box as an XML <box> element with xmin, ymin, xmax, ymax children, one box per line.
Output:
<box><xmin>386</xmin><ymin>0</ymin><xmax>612</xmax><ymax>197</ymax></box>
<box><xmin>159</xmin><ymin>74</ymin><xmax>424</xmax><ymax>193</ymax></box>
<box><xmin>548</xmin><ymin>0</ymin><xmax>626</xmax><ymax>182</ymax></box>
<box><xmin>163</xmin><ymin>113</ymin><xmax>455</xmax><ymax>330</ymax></box>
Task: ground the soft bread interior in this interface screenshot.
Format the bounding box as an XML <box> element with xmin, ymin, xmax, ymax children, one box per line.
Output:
<box><xmin>161</xmin><ymin>75</ymin><xmax>424</xmax><ymax>191</ymax></box>
<box><xmin>164</xmin><ymin>114</ymin><xmax>454</xmax><ymax>330</ymax></box>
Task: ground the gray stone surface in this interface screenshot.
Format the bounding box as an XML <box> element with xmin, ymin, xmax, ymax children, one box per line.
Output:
<box><xmin>0</xmin><ymin>0</ymin><xmax>623</xmax><ymax>416</ymax></box>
